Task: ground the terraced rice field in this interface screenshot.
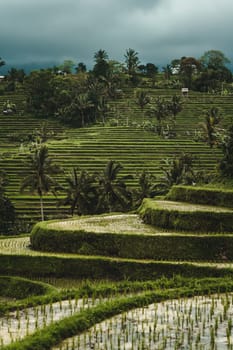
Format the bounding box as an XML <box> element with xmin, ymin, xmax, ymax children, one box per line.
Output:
<box><xmin>1</xmin><ymin>86</ymin><xmax>233</xmax><ymax>350</ymax></box>
<box><xmin>48</xmin><ymin>213</ymin><xmax>168</xmax><ymax>234</ymax></box>
<box><xmin>0</xmin><ymin>87</ymin><xmax>231</xmax><ymax>224</ymax></box>
<box><xmin>0</xmin><ymin>296</ymin><xmax>103</xmax><ymax>346</ymax></box>
<box><xmin>52</xmin><ymin>293</ymin><xmax>233</xmax><ymax>350</ymax></box>
<box><xmin>149</xmin><ymin>200</ymin><xmax>233</xmax><ymax>213</ymax></box>
<box><xmin>0</xmin><ymin>191</ymin><xmax>233</xmax><ymax>348</ymax></box>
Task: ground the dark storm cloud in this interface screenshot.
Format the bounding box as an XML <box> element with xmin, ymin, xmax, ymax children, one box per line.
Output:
<box><xmin>0</xmin><ymin>0</ymin><xmax>233</xmax><ymax>69</ymax></box>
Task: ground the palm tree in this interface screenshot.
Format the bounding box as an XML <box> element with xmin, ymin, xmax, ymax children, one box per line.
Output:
<box><xmin>93</xmin><ymin>49</ymin><xmax>109</xmax><ymax>78</ymax></box>
<box><xmin>162</xmin><ymin>64</ymin><xmax>172</xmax><ymax>81</ymax></box>
<box><xmin>134</xmin><ymin>170</ymin><xmax>166</xmax><ymax>205</ymax></box>
<box><xmin>135</xmin><ymin>90</ymin><xmax>150</xmax><ymax>111</ymax></box>
<box><xmin>124</xmin><ymin>48</ymin><xmax>140</xmax><ymax>76</ymax></box>
<box><xmin>135</xmin><ymin>90</ymin><xmax>151</xmax><ymax>124</ymax></box>
<box><xmin>97</xmin><ymin>160</ymin><xmax>132</xmax><ymax>212</ymax></box>
<box><xmin>219</xmin><ymin>123</ymin><xmax>233</xmax><ymax>177</ymax></box>
<box><xmin>33</xmin><ymin>122</ymin><xmax>55</xmax><ymax>143</ymax></box>
<box><xmin>168</xmin><ymin>95</ymin><xmax>183</xmax><ymax>119</ymax></box>
<box><xmin>97</xmin><ymin>96</ymin><xmax>110</xmax><ymax>125</ymax></box>
<box><xmin>0</xmin><ymin>170</ymin><xmax>8</xmax><ymax>193</ymax></box>
<box><xmin>7</xmin><ymin>68</ymin><xmax>25</xmax><ymax>83</ymax></box>
<box><xmin>75</xmin><ymin>62</ymin><xmax>87</xmax><ymax>73</ymax></box>
<box><xmin>147</xmin><ymin>97</ymin><xmax>169</xmax><ymax>135</ymax></box>
<box><xmin>160</xmin><ymin>153</ymin><xmax>196</xmax><ymax>188</ymax></box>
<box><xmin>0</xmin><ymin>194</ymin><xmax>15</xmax><ymax>235</ymax></box>
<box><xmin>94</xmin><ymin>49</ymin><xmax>109</xmax><ymax>63</ymax></box>
<box><xmin>75</xmin><ymin>93</ymin><xmax>93</xmax><ymax>127</ymax></box>
<box><xmin>87</xmin><ymin>77</ymin><xmax>104</xmax><ymax>100</ymax></box>
<box><xmin>200</xmin><ymin>107</ymin><xmax>221</xmax><ymax>148</ymax></box>
<box><xmin>59</xmin><ymin>168</ymin><xmax>98</xmax><ymax>216</ymax></box>
<box><xmin>0</xmin><ymin>170</ymin><xmax>15</xmax><ymax>234</ymax></box>
<box><xmin>99</xmin><ymin>73</ymin><xmax>121</xmax><ymax>99</ymax></box>
<box><xmin>20</xmin><ymin>145</ymin><xmax>61</xmax><ymax>221</ymax></box>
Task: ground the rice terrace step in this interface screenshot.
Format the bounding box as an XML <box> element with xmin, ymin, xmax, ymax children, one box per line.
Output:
<box><xmin>13</xmin><ymin>212</ymin><xmax>232</xmax><ymax>262</ymax></box>
<box><xmin>139</xmin><ymin>199</ymin><xmax>233</xmax><ymax>232</ymax></box>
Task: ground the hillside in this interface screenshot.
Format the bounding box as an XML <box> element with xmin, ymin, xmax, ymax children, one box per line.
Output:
<box><xmin>0</xmin><ymin>85</ymin><xmax>232</xmax><ymax>226</ymax></box>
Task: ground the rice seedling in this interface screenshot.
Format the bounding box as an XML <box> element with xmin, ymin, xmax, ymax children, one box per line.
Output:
<box><xmin>47</xmin><ymin>214</ymin><xmax>165</xmax><ymax>235</ymax></box>
<box><xmin>0</xmin><ymin>295</ymin><xmax>106</xmax><ymax>346</ymax></box>
<box><xmin>52</xmin><ymin>293</ymin><xmax>233</xmax><ymax>350</ymax></box>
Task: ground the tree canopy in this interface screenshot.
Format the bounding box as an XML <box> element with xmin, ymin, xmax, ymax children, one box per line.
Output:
<box><xmin>200</xmin><ymin>50</ymin><xmax>230</xmax><ymax>70</ymax></box>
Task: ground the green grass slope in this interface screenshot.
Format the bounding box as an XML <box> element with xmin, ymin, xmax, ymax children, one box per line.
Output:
<box><xmin>0</xmin><ymin>87</ymin><xmax>231</xmax><ymax>225</ymax></box>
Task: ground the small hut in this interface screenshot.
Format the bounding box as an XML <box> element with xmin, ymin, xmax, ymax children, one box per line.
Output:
<box><xmin>181</xmin><ymin>87</ymin><xmax>189</xmax><ymax>96</ymax></box>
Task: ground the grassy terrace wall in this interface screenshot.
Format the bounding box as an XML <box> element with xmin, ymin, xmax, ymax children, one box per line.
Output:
<box><xmin>166</xmin><ymin>185</ymin><xmax>233</xmax><ymax>207</ymax></box>
<box><xmin>0</xmin><ymin>276</ymin><xmax>53</xmax><ymax>299</ymax></box>
<box><xmin>30</xmin><ymin>216</ymin><xmax>233</xmax><ymax>261</ymax></box>
<box><xmin>1</xmin><ymin>253</ymin><xmax>233</xmax><ymax>280</ymax></box>
<box><xmin>138</xmin><ymin>198</ymin><xmax>233</xmax><ymax>232</ymax></box>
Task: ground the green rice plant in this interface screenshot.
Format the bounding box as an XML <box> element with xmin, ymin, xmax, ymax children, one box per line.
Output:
<box><xmin>3</xmin><ymin>281</ymin><xmax>233</xmax><ymax>349</ymax></box>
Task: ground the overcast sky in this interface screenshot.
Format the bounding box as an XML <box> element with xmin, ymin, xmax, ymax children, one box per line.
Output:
<box><xmin>1</xmin><ymin>0</ymin><xmax>233</xmax><ymax>71</ymax></box>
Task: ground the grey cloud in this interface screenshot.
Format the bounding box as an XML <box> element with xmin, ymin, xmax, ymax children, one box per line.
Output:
<box><xmin>0</xmin><ymin>0</ymin><xmax>233</xmax><ymax>69</ymax></box>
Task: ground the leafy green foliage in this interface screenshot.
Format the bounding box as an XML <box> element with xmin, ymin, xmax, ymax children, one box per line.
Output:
<box><xmin>59</xmin><ymin>93</ymin><xmax>94</xmax><ymax>127</ymax></box>
<box><xmin>167</xmin><ymin>94</ymin><xmax>183</xmax><ymax>118</ymax></box>
<box><xmin>200</xmin><ymin>50</ymin><xmax>230</xmax><ymax>70</ymax></box>
<box><xmin>124</xmin><ymin>48</ymin><xmax>140</xmax><ymax>76</ymax></box>
<box><xmin>25</xmin><ymin>69</ymin><xmax>55</xmax><ymax>117</ymax></box>
<box><xmin>147</xmin><ymin>97</ymin><xmax>170</xmax><ymax>135</ymax></box>
<box><xmin>57</xmin><ymin>161</ymin><xmax>135</xmax><ymax>215</ymax></box>
<box><xmin>97</xmin><ymin>160</ymin><xmax>132</xmax><ymax>212</ymax></box>
<box><xmin>160</xmin><ymin>153</ymin><xmax>196</xmax><ymax>188</ymax></box>
<box><xmin>193</xmin><ymin>67</ymin><xmax>232</xmax><ymax>92</ymax></box>
<box><xmin>75</xmin><ymin>62</ymin><xmax>87</xmax><ymax>73</ymax></box>
<box><xmin>0</xmin><ymin>171</ymin><xmax>15</xmax><ymax>235</ymax></box>
<box><xmin>179</xmin><ymin>56</ymin><xmax>201</xmax><ymax>88</ymax></box>
<box><xmin>219</xmin><ymin>123</ymin><xmax>233</xmax><ymax>177</ymax></box>
<box><xmin>135</xmin><ymin>89</ymin><xmax>150</xmax><ymax>110</ymax></box>
<box><xmin>20</xmin><ymin>145</ymin><xmax>62</xmax><ymax>221</ymax></box>
<box><xmin>199</xmin><ymin>106</ymin><xmax>222</xmax><ymax>147</ymax></box>
<box><xmin>33</xmin><ymin>122</ymin><xmax>55</xmax><ymax>143</ymax></box>
<box><xmin>96</xmin><ymin>95</ymin><xmax>110</xmax><ymax>124</ymax></box>
<box><xmin>0</xmin><ymin>194</ymin><xmax>15</xmax><ymax>234</ymax></box>
<box><xmin>7</xmin><ymin>68</ymin><xmax>25</xmax><ymax>83</ymax></box>
<box><xmin>59</xmin><ymin>59</ymin><xmax>76</xmax><ymax>74</ymax></box>
<box><xmin>92</xmin><ymin>49</ymin><xmax>110</xmax><ymax>78</ymax></box>
<box><xmin>59</xmin><ymin>168</ymin><xmax>98</xmax><ymax>216</ymax></box>
<box><xmin>134</xmin><ymin>170</ymin><xmax>166</xmax><ymax>206</ymax></box>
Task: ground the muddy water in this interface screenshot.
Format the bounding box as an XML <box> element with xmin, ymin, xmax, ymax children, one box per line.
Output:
<box><xmin>52</xmin><ymin>293</ymin><xmax>233</xmax><ymax>350</ymax></box>
<box><xmin>0</xmin><ymin>297</ymin><xmax>103</xmax><ymax>346</ymax></box>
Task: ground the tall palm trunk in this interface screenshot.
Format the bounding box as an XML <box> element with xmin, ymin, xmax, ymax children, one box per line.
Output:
<box><xmin>40</xmin><ymin>195</ymin><xmax>44</xmax><ymax>221</ymax></box>
<box><xmin>81</xmin><ymin>111</ymin><xmax>85</xmax><ymax>128</ymax></box>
